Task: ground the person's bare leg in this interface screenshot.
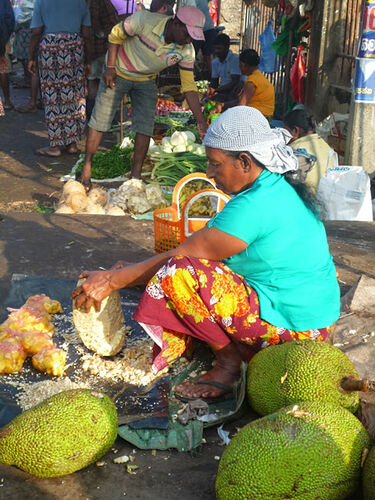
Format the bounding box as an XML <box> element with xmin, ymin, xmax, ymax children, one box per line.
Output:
<box><xmin>174</xmin><ymin>342</ymin><xmax>242</xmax><ymax>399</ymax></box>
<box><xmin>131</xmin><ymin>133</ymin><xmax>151</xmax><ymax>179</ymax></box>
<box><xmin>16</xmin><ymin>72</ymin><xmax>39</xmax><ymax>112</ymax></box>
<box><xmin>21</xmin><ymin>60</ymin><xmax>30</xmax><ymax>86</ymax></box>
<box><xmin>81</xmin><ymin>127</ymin><xmax>103</xmax><ymax>183</ymax></box>
<box><xmin>0</xmin><ymin>73</ymin><xmax>12</xmax><ymax>108</ymax></box>
<box><xmin>87</xmin><ymin>79</ymin><xmax>99</xmax><ymax>119</ymax></box>
<box><xmin>30</xmin><ymin>71</ymin><xmax>39</xmax><ymax>108</ymax></box>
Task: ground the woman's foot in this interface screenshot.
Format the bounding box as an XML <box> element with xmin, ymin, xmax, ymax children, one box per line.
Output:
<box><xmin>175</xmin><ymin>365</ymin><xmax>240</xmax><ymax>400</ymax></box>
<box><xmin>66</xmin><ymin>143</ymin><xmax>79</xmax><ymax>154</ymax></box>
<box><xmin>174</xmin><ymin>342</ymin><xmax>242</xmax><ymax>400</ymax></box>
<box><xmin>36</xmin><ymin>146</ymin><xmax>62</xmax><ymax>157</ymax></box>
<box><xmin>3</xmin><ymin>101</ymin><xmax>14</xmax><ymax>110</ymax></box>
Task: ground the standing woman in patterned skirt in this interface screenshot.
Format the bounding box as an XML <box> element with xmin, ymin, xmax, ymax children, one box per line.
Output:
<box><xmin>27</xmin><ymin>0</ymin><xmax>91</xmax><ymax>157</ymax></box>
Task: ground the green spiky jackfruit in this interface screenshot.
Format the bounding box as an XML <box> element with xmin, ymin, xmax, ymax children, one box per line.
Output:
<box><xmin>216</xmin><ymin>401</ymin><xmax>370</xmax><ymax>500</ymax></box>
<box><xmin>363</xmin><ymin>445</ymin><xmax>375</xmax><ymax>499</ymax></box>
<box><xmin>0</xmin><ymin>389</ymin><xmax>118</xmax><ymax>477</ymax></box>
<box><xmin>247</xmin><ymin>339</ymin><xmax>359</xmax><ymax>416</ymax></box>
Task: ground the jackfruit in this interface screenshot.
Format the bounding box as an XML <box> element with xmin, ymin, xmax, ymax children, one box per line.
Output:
<box><xmin>363</xmin><ymin>445</ymin><xmax>375</xmax><ymax>499</ymax></box>
<box><xmin>73</xmin><ymin>281</ymin><xmax>126</xmax><ymax>357</ymax></box>
<box><xmin>247</xmin><ymin>339</ymin><xmax>359</xmax><ymax>416</ymax></box>
<box><xmin>216</xmin><ymin>401</ymin><xmax>370</xmax><ymax>500</ymax></box>
<box><xmin>0</xmin><ymin>389</ymin><xmax>118</xmax><ymax>477</ymax></box>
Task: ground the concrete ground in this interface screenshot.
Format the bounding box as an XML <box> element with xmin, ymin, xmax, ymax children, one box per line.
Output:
<box><xmin>0</xmin><ymin>78</ymin><xmax>375</xmax><ymax>499</ymax></box>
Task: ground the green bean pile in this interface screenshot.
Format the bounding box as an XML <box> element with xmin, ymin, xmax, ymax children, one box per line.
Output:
<box><xmin>147</xmin><ymin>152</ymin><xmax>208</xmax><ymax>186</ymax></box>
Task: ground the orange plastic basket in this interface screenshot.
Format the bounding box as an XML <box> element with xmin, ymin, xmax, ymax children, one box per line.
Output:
<box><xmin>153</xmin><ymin>173</ymin><xmax>230</xmax><ymax>253</ymax></box>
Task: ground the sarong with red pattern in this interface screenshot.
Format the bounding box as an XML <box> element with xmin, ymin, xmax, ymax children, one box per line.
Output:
<box><xmin>134</xmin><ymin>256</ymin><xmax>331</xmax><ymax>374</ymax></box>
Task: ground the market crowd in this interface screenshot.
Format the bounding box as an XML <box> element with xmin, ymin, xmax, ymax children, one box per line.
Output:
<box><xmin>0</xmin><ymin>0</ymin><xmax>334</xmax><ymax>193</ymax></box>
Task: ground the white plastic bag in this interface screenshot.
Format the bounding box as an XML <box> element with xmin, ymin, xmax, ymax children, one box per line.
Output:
<box><xmin>317</xmin><ymin>166</ymin><xmax>373</xmax><ymax>221</ymax></box>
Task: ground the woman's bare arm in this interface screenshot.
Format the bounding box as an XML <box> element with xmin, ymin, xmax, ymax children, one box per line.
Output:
<box><xmin>238</xmin><ymin>81</ymin><xmax>255</xmax><ymax>106</ymax></box>
<box><xmin>72</xmin><ymin>227</ymin><xmax>247</xmax><ymax>311</ymax></box>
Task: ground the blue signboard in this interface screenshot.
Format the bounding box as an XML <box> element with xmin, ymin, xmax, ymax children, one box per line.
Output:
<box><xmin>355</xmin><ymin>1</ymin><xmax>375</xmax><ymax>103</ymax></box>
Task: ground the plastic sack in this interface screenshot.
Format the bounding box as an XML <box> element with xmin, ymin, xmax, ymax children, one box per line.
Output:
<box><xmin>316</xmin><ymin>113</ymin><xmax>349</xmax><ymax>142</ymax></box>
<box><xmin>317</xmin><ymin>166</ymin><xmax>373</xmax><ymax>221</ymax></box>
<box><xmin>258</xmin><ymin>20</ymin><xmax>277</xmax><ymax>74</ymax></box>
<box><xmin>290</xmin><ymin>45</ymin><xmax>306</xmax><ymax>103</ymax></box>
<box><xmin>209</xmin><ymin>0</ymin><xmax>218</xmax><ymax>26</ymax></box>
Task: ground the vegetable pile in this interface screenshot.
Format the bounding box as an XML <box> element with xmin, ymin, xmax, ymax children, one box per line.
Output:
<box><xmin>74</xmin><ymin>145</ymin><xmax>133</xmax><ymax>180</ymax></box>
<box><xmin>155</xmin><ymin>98</ymin><xmax>188</xmax><ymax>116</ymax></box>
<box><xmin>179</xmin><ymin>180</ymin><xmax>216</xmax><ymax>217</ymax></box>
<box><xmin>147</xmin><ymin>152</ymin><xmax>208</xmax><ymax>186</ymax></box>
<box><xmin>148</xmin><ymin>130</ymin><xmax>204</xmax><ymax>155</ymax></box>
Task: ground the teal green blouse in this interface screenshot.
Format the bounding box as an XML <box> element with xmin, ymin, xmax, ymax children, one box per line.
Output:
<box><xmin>207</xmin><ymin>170</ymin><xmax>340</xmax><ymax>330</ymax></box>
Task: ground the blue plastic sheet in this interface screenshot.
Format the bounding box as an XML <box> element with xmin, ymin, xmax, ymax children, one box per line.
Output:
<box><xmin>258</xmin><ymin>20</ymin><xmax>277</xmax><ymax>74</ymax></box>
<box><xmin>0</xmin><ymin>274</ymin><xmax>169</xmax><ymax>430</ymax></box>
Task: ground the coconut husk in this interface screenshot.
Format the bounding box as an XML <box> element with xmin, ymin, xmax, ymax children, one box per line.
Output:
<box><xmin>87</xmin><ymin>187</ymin><xmax>108</xmax><ymax>208</ymax></box>
<box><xmin>62</xmin><ymin>179</ymin><xmax>86</xmax><ymax>198</ymax></box>
<box><xmin>55</xmin><ymin>204</ymin><xmax>75</xmax><ymax>214</ymax></box>
<box><xmin>66</xmin><ymin>192</ymin><xmax>89</xmax><ymax>212</ymax></box>
<box><xmin>106</xmin><ymin>206</ymin><xmax>125</xmax><ymax>216</ymax></box>
<box><xmin>85</xmin><ymin>202</ymin><xmax>106</xmax><ymax>215</ymax></box>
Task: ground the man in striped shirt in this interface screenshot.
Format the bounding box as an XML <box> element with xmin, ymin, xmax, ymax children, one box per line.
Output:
<box><xmin>79</xmin><ymin>6</ymin><xmax>207</xmax><ymax>189</ymax></box>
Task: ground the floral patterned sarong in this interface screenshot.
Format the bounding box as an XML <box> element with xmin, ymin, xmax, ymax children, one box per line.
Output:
<box><xmin>134</xmin><ymin>256</ymin><xmax>331</xmax><ymax>373</ymax></box>
<box><xmin>38</xmin><ymin>33</ymin><xmax>86</xmax><ymax>147</ymax></box>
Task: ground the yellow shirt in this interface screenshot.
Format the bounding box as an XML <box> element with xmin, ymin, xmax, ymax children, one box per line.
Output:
<box><xmin>291</xmin><ymin>134</ymin><xmax>336</xmax><ymax>192</ymax></box>
<box><xmin>245</xmin><ymin>69</ymin><xmax>275</xmax><ymax>118</ymax></box>
<box><xmin>108</xmin><ymin>11</ymin><xmax>197</xmax><ymax>93</ymax></box>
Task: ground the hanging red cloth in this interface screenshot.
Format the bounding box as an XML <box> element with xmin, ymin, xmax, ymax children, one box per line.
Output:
<box><xmin>209</xmin><ymin>0</ymin><xmax>218</xmax><ymax>26</ymax></box>
<box><xmin>290</xmin><ymin>45</ymin><xmax>306</xmax><ymax>103</ymax></box>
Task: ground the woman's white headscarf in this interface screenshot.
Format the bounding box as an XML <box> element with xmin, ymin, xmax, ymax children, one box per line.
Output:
<box><xmin>203</xmin><ymin>106</ymin><xmax>298</xmax><ymax>174</ymax></box>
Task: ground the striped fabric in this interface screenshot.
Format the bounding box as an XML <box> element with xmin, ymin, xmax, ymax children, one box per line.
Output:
<box><xmin>108</xmin><ymin>11</ymin><xmax>197</xmax><ymax>91</ymax></box>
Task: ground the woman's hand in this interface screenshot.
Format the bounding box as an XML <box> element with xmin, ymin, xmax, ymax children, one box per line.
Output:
<box><xmin>27</xmin><ymin>59</ymin><xmax>37</xmax><ymax>76</ymax></box>
<box><xmin>71</xmin><ymin>270</ymin><xmax>116</xmax><ymax>312</ymax></box>
<box><xmin>104</xmin><ymin>67</ymin><xmax>117</xmax><ymax>88</ymax></box>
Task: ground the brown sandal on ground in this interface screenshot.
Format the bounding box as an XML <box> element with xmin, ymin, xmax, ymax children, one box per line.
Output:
<box><xmin>16</xmin><ymin>104</ymin><xmax>37</xmax><ymax>113</ymax></box>
<box><xmin>36</xmin><ymin>147</ymin><xmax>62</xmax><ymax>157</ymax></box>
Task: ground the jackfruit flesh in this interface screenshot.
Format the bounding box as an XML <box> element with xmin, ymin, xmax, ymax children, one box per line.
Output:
<box><xmin>0</xmin><ymin>389</ymin><xmax>118</xmax><ymax>477</ymax></box>
<box><xmin>216</xmin><ymin>401</ymin><xmax>370</xmax><ymax>500</ymax></box>
<box><xmin>247</xmin><ymin>339</ymin><xmax>359</xmax><ymax>416</ymax></box>
<box><xmin>32</xmin><ymin>346</ymin><xmax>66</xmax><ymax>376</ymax></box>
<box><xmin>0</xmin><ymin>295</ymin><xmax>64</xmax><ymax>375</ymax></box>
<box><xmin>0</xmin><ymin>340</ymin><xmax>27</xmax><ymax>373</ymax></box>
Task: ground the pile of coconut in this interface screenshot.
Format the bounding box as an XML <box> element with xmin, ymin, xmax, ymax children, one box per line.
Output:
<box><xmin>55</xmin><ymin>179</ymin><xmax>166</xmax><ymax>216</ymax></box>
<box><xmin>55</xmin><ymin>180</ymin><xmax>125</xmax><ymax>216</ymax></box>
